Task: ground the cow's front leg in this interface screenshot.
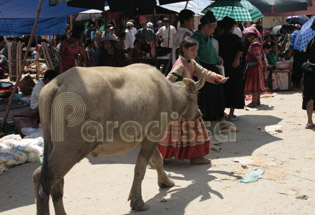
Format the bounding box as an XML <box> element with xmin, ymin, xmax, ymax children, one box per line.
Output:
<box><xmin>150</xmin><ymin>147</ymin><xmax>175</xmax><ymax>187</ymax></box>
<box><xmin>128</xmin><ymin>140</ymin><xmax>156</xmax><ymax>211</ymax></box>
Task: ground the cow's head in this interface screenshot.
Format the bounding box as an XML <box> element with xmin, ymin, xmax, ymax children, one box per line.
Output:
<box><xmin>180</xmin><ymin>73</ymin><xmax>206</xmax><ymax>120</ymax></box>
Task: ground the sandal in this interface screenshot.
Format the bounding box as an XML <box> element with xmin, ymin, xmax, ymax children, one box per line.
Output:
<box><xmin>228</xmin><ymin>116</ymin><xmax>239</xmax><ymax>121</ymax></box>
<box><xmin>247</xmin><ymin>103</ymin><xmax>257</xmax><ymax>107</ymax></box>
<box><xmin>190</xmin><ymin>157</ymin><xmax>211</xmax><ymax>165</ymax></box>
<box><xmin>305</xmin><ymin>123</ymin><xmax>315</xmax><ymax>129</ymax></box>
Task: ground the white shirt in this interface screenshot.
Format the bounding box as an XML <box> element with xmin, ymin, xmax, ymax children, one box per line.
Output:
<box><xmin>125</xmin><ymin>29</ymin><xmax>135</xmax><ymax>49</ymax></box>
<box><xmin>212</xmin><ymin>37</ymin><xmax>219</xmax><ymax>53</ymax></box>
<box><xmin>30</xmin><ymin>80</ymin><xmax>45</xmax><ymax>110</ymax></box>
<box><xmin>233</xmin><ymin>27</ymin><xmax>243</xmax><ymax>39</ymax></box>
<box><xmin>131</xmin><ymin>27</ymin><xmax>137</xmax><ymax>37</ymax></box>
<box><xmin>172</xmin><ymin>27</ymin><xmax>193</xmax><ymax>65</ymax></box>
<box><xmin>156</xmin><ymin>25</ymin><xmax>177</xmax><ymax>48</ymax></box>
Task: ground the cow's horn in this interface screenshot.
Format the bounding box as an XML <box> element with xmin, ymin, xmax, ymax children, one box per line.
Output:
<box><xmin>195</xmin><ymin>73</ymin><xmax>206</xmax><ymax>91</ymax></box>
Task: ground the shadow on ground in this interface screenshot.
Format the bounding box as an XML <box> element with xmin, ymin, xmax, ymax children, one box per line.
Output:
<box><xmin>208</xmin><ymin>115</ymin><xmax>282</xmax><ymax>159</ymax></box>
<box><xmin>0</xmin><ymin>113</ymin><xmax>282</xmax><ymax>214</ymax></box>
<box><xmin>0</xmin><ymin>163</ymin><xmax>40</xmax><ymax>213</ymax></box>
<box><xmin>124</xmin><ymin>163</ymin><xmax>241</xmax><ymax>215</ymax></box>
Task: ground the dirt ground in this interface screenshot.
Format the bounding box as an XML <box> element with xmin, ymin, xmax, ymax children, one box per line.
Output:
<box><xmin>0</xmin><ymin>90</ymin><xmax>314</xmax><ymax>215</ymax></box>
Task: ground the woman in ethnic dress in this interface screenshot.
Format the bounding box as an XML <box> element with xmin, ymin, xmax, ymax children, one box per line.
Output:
<box><xmin>192</xmin><ymin>11</ymin><xmax>233</xmax><ymax>131</ymax></box>
<box><xmin>244</xmin><ymin>27</ymin><xmax>266</xmax><ymax>107</ymax></box>
<box><xmin>59</xmin><ymin>32</ymin><xmax>81</xmax><ymax>73</ymax></box>
<box><xmin>158</xmin><ymin>37</ymin><xmax>227</xmax><ymax>165</ymax></box>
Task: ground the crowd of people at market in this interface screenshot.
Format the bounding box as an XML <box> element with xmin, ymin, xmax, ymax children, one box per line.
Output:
<box><xmin>0</xmin><ymin>8</ymin><xmax>314</xmax><ymax>165</ymax></box>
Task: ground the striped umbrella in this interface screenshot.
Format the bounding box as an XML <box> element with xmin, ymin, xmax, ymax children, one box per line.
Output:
<box><xmin>202</xmin><ymin>0</ymin><xmax>264</xmax><ymax>22</ymax></box>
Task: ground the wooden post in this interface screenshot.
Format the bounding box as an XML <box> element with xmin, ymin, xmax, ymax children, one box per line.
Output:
<box><xmin>35</xmin><ymin>50</ymin><xmax>40</xmax><ymax>80</ymax></box>
<box><xmin>70</xmin><ymin>15</ymin><xmax>74</xmax><ymax>30</ymax></box>
<box><xmin>7</xmin><ymin>42</ymin><xmax>13</xmax><ymax>81</ymax></box>
<box><xmin>16</xmin><ymin>42</ymin><xmax>23</xmax><ymax>81</ymax></box>
<box><xmin>0</xmin><ymin>0</ymin><xmax>44</xmax><ymax>134</ymax></box>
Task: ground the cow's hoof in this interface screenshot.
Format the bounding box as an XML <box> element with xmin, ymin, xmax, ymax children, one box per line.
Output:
<box><xmin>159</xmin><ymin>178</ymin><xmax>175</xmax><ymax>188</ymax></box>
<box><xmin>130</xmin><ymin>201</ymin><xmax>150</xmax><ymax>211</ymax></box>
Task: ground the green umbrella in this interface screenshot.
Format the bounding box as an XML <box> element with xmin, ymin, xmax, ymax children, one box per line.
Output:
<box><xmin>202</xmin><ymin>0</ymin><xmax>264</xmax><ymax>22</ymax></box>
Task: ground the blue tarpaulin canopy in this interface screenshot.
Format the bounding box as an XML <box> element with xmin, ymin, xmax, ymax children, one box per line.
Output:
<box><xmin>0</xmin><ymin>0</ymin><xmax>87</xmax><ymax>36</ymax></box>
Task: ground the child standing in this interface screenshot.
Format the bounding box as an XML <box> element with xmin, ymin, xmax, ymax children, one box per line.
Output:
<box><xmin>158</xmin><ymin>37</ymin><xmax>227</xmax><ymax>165</ymax></box>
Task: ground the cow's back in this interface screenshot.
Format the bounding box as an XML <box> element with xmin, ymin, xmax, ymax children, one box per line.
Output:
<box><xmin>40</xmin><ymin>64</ymin><xmax>174</xmax><ymax>154</ymax></box>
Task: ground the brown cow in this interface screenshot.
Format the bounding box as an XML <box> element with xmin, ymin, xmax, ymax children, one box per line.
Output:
<box><xmin>33</xmin><ymin>63</ymin><xmax>205</xmax><ymax>214</ymax></box>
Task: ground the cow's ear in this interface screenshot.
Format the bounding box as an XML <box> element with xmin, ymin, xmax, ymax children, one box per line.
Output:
<box><xmin>183</xmin><ymin>78</ymin><xmax>195</xmax><ymax>94</ymax></box>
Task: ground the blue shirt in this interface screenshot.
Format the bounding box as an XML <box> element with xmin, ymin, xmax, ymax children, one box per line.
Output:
<box><xmin>136</xmin><ymin>28</ymin><xmax>155</xmax><ymax>42</ymax></box>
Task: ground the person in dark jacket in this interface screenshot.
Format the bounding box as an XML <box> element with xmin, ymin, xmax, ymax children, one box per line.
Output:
<box><xmin>302</xmin><ymin>37</ymin><xmax>315</xmax><ymax>129</ymax></box>
<box><xmin>219</xmin><ymin>16</ymin><xmax>244</xmax><ymax>121</ymax></box>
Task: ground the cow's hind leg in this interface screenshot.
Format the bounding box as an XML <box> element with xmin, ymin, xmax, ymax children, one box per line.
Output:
<box><xmin>51</xmin><ymin>178</ymin><xmax>66</xmax><ymax>215</ymax></box>
<box><xmin>150</xmin><ymin>147</ymin><xmax>175</xmax><ymax>188</ymax></box>
<box><xmin>33</xmin><ymin>166</ymin><xmax>50</xmax><ymax>215</ymax></box>
<box><xmin>36</xmin><ymin>144</ymin><xmax>94</xmax><ymax>215</ymax></box>
<box><xmin>128</xmin><ymin>140</ymin><xmax>156</xmax><ymax>211</ymax></box>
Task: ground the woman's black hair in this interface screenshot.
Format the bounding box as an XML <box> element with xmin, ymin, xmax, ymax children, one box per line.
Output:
<box><xmin>198</xmin><ymin>11</ymin><xmax>217</xmax><ymax>30</ymax></box>
<box><xmin>179</xmin><ymin>37</ymin><xmax>198</xmax><ymax>56</ymax></box>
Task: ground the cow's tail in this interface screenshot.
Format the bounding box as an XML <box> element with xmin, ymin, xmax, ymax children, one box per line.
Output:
<box><xmin>39</xmin><ymin>84</ymin><xmax>58</xmax><ymax>199</ymax></box>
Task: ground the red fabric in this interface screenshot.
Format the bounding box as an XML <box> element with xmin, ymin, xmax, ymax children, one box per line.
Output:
<box><xmin>244</xmin><ymin>64</ymin><xmax>266</xmax><ymax>96</ymax></box>
<box><xmin>245</xmin><ymin>91</ymin><xmax>271</xmax><ymax>101</ymax></box>
<box><xmin>60</xmin><ymin>40</ymin><xmax>80</xmax><ymax>73</ymax></box>
<box><xmin>158</xmin><ymin>117</ymin><xmax>210</xmax><ymax>160</ymax></box>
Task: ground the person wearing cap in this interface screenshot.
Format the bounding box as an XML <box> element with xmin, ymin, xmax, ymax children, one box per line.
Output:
<box><xmin>99</xmin><ymin>34</ymin><xmax>127</xmax><ymax>67</ymax></box>
<box><xmin>192</xmin><ymin>11</ymin><xmax>232</xmax><ymax>131</ymax></box>
<box><xmin>219</xmin><ymin>16</ymin><xmax>245</xmax><ymax>121</ymax></box>
<box><xmin>156</xmin><ymin>17</ymin><xmax>177</xmax><ymax>55</ymax></box>
<box><xmin>135</xmin><ymin>20</ymin><xmax>155</xmax><ymax>43</ymax></box>
<box><xmin>125</xmin><ymin>21</ymin><xmax>136</xmax><ymax>51</ymax></box>
<box><xmin>128</xmin><ymin>20</ymin><xmax>138</xmax><ymax>37</ymax></box>
<box><xmin>147</xmin><ymin>22</ymin><xmax>154</xmax><ymax>29</ymax></box>
<box><xmin>156</xmin><ymin>20</ymin><xmax>163</xmax><ymax>31</ymax></box>
<box><xmin>172</xmin><ymin>9</ymin><xmax>195</xmax><ymax>65</ymax></box>
<box><xmin>106</xmin><ymin>25</ymin><xmax>118</xmax><ymax>41</ymax></box>
<box><xmin>136</xmin><ymin>20</ymin><xmax>155</xmax><ymax>57</ymax></box>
